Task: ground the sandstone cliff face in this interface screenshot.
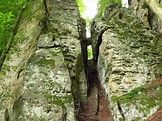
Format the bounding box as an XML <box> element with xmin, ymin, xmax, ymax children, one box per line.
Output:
<box><xmin>0</xmin><ymin>0</ymin><xmax>87</xmax><ymax>120</ymax></box>
<box><xmin>91</xmin><ymin>4</ymin><xmax>162</xmax><ymax>121</ymax></box>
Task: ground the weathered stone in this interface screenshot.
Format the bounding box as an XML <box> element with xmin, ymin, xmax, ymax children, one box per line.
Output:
<box><xmin>37</xmin><ymin>33</ymin><xmax>55</xmax><ymax>48</ymax></box>
<box><xmin>18</xmin><ymin>46</ymin><xmax>75</xmax><ymax>120</ymax></box>
<box><xmin>1</xmin><ymin>0</ymin><xmax>162</xmax><ymax>120</ymax></box>
<box><xmin>92</xmin><ymin>4</ymin><xmax>162</xmax><ymax>121</ymax></box>
<box><xmin>0</xmin><ymin>0</ymin><xmax>87</xmax><ymax>120</ymax></box>
<box><xmin>47</xmin><ymin>0</ymin><xmax>80</xmax><ymax>38</ymax></box>
<box><xmin>129</xmin><ymin>0</ymin><xmax>162</xmax><ymax>34</ymax></box>
<box><xmin>0</xmin><ymin>0</ymin><xmax>44</xmax><ymax>120</ymax></box>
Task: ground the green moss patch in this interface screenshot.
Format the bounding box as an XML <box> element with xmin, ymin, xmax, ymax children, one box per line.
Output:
<box><xmin>111</xmin><ymin>95</ymin><xmax>118</xmax><ymax>102</ymax></box>
<box><xmin>119</xmin><ymin>86</ymin><xmax>144</xmax><ymax>104</ymax></box>
<box><xmin>116</xmin><ymin>83</ymin><xmax>162</xmax><ymax>111</ymax></box>
<box><xmin>46</xmin><ymin>94</ymin><xmax>73</xmax><ymax>108</ymax></box>
<box><xmin>38</xmin><ymin>58</ymin><xmax>55</xmax><ymax>68</ymax></box>
<box><xmin>104</xmin><ymin>7</ymin><xmax>162</xmax><ymax>67</ymax></box>
<box><xmin>110</xmin><ymin>82</ymin><xmax>162</xmax><ymax>117</ymax></box>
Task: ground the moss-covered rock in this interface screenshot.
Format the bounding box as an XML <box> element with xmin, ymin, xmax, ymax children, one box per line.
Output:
<box><xmin>92</xmin><ymin>3</ymin><xmax>162</xmax><ymax>121</ymax></box>
<box><xmin>0</xmin><ymin>0</ymin><xmax>85</xmax><ymax>121</ymax></box>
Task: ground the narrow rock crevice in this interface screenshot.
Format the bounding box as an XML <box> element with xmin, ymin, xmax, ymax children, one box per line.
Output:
<box><xmin>92</xmin><ymin>26</ymin><xmax>114</xmax><ymax>65</ymax></box>
<box><xmin>94</xmin><ymin>30</ymin><xmax>106</xmax><ymax>64</ymax></box>
<box><xmin>39</xmin><ymin>0</ymin><xmax>49</xmax><ymax>33</ymax></box>
<box><xmin>77</xmin><ymin>57</ymin><xmax>112</xmax><ymax>121</ymax></box>
<box><xmin>38</xmin><ymin>44</ymin><xmax>61</xmax><ymax>49</ymax></box>
<box><xmin>76</xmin><ymin>19</ymin><xmax>112</xmax><ymax>120</ymax></box>
<box><xmin>4</xmin><ymin>109</ymin><xmax>9</xmax><ymax>121</ymax></box>
<box><xmin>43</xmin><ymin>0</ymin><xmax>49</xmax><ymax>15</ymax></box>
<box><xmin>117</xmin><ymin>98</ymin><xmax>125</xmax><ymax>121</ymax></box>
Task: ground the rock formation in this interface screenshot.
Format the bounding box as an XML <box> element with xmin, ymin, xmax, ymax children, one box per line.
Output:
<box><xmin>91</xmin><ymin>3</ymin><xmax>162</xmax><ymax>121</ymax></box>
<box><xmin>129</xmin><ymin>0</ymin><xmax>162</xmax><ymax>34</ymax></box>
<box><xmin>0</xmin><ymin>0</ymin><xmax>162</xmax><ymax>121</ymax></box>
<box><xmin>0</xmin><ymin>0</ymin><xmax>87</xmax><ymax>120</ymax></box>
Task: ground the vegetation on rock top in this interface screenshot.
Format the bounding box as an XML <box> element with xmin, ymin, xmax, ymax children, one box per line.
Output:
<box><xmin>97</xmin><ymin>0</ymin><xmax>122</xmax><ymax>17</ymax></box>
<box><xmin>111</xmin><ymin>78</ymin><xmax>162</xmax><ymax>118</ymax></box>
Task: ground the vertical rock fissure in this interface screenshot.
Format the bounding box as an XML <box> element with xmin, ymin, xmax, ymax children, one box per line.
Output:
<box><xmin>94</xmin><ymin>30</ymin><xmax>107</xmax><ymax>64</ymax></box>
<box><xmin>43</xmin><ymin>0</ymin><xmax>49</xmax><ymax>14</ymax></box>
<box><xmin>41</xmin><ymin>0</ymin><xmax>49</xmax><ymax>33</ymax></box>
<box><xmin>117</xmin><ymin>98</ymin><xmax>125</xmax><ymax>121</ymax></box>
<box><xmin>77</xmin><ymin>19</ymin><xmax>112</xmax><ymax>120</ymax></box>
<box><xmin>4</xmin><ymin>109</ymin><xmax>9</xmax><ymax>121</ymax></box>
<box><xmin>92</xmin><ymin>26</ymin><xmax>113</xmax><ymax>65</ymax></box>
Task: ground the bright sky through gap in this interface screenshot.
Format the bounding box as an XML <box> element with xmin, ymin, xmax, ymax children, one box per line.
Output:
<box><xmin>82</xmin><ymin>0</ymin><xmax>98</xmax><ymax>19</ymax></box>
<box><xmin>122</xmin><ymin>0</ymin><xmax>128</xmax><ymax>8</ymax></box>
<box><xmin>82</xmin><ymin>0</ymin><xmax>128</xmax><ymax>37</ymax></box>
<box><xmin>82</xmin><ymin>0</ymin><xmax>128</xmax><ymax>19</ymax></box>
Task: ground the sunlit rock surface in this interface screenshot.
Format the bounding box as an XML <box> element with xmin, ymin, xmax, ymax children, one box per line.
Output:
<box><xmin>0</xmin><ymin>0</ymin><xmax>87</xmax><ymax>120</ymax></box>
<box><xmin>129</xmin><ymin>0</ymin><xmax>162</xmax><ymax>34</ymax></box>
<box><xmin>92</xmin><ymin>4</ymin><xmax>162</xmax><ymax>121</ymax></box>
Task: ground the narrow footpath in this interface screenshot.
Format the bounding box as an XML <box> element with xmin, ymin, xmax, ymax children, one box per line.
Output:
<box><xmin>78</xmin><ymin>60</ymin><xmax>112</xmax><ymax>121</ymax></box>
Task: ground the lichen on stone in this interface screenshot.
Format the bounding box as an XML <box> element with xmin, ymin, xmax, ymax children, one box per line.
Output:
<box><xmin>93</xmin><ymin>3</ymin><xmax>162</xmax><ymax>120</ymax></box>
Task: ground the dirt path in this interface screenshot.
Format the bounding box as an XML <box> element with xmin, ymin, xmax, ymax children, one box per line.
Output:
<box><xmin>78</xmin><ymin>62</ymin><xmax>112</xmax><ymax>121</ymax></box>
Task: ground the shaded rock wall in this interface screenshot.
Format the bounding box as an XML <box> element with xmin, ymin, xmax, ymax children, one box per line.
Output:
<box><xmin>0</xmin><ymin>0</ymin><xmax>87</xmax><ymax>120</ymax></box>
<box><xmin>91</xmin><ymin>4</ymin><xmax>162</xmax><ymax>121</ymax></box>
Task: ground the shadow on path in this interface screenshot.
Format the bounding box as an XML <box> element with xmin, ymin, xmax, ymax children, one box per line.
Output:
<box><xmin>78</xmin><ymin>60</ymin><xmax>112</xmax><ymax>121</ymax></box>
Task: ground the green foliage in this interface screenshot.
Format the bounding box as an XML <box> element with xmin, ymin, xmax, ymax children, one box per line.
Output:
<box><xmin>76</xmin><ymin>0</ymin><xmax>86</xmax><ymax>16</ymax></box>
<box><xmin>0</xmin><ymin>0</ymin><xmax>25</xmax><ymax>15</ymax></box>
<box><xmin>0</xmin><ymin>12</ymin><xmax>14</xmax><ymax>52</ymax></box>
<box><xmin>0</xmin><ymin>0</ymin><xmax>25</xmax><ymax>54</ymax></box>
<box><xmin>88</xmin><ymin>45</ymin><xmax>93</xmax><ymax>59</ymax></box>
<box><xmin>97</xmin><ymin>0</ymin><xmax>122</xmax><ymax>17</ymax></box>
<box><xmin>155</xmin><ymin>0</ymin><xmax>162</xmax><ymax>8</ymax></box>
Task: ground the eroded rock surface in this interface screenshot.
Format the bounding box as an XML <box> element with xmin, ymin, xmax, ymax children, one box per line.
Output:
<box><xmin>91</xmin><ymin>4</ymin><xmax>162</xmax><ymax>121</ymax></box>
<box><xmin>0</xmin><ymin>0</ymin><xmax>87</xmax><ymax>120</ymax></box>
<box><xmin>129</xmin><ymin>0</ymin><xmax>162</xmax><ymax>34</ymax></box>
<box><xmin>1</xmin><ymin>0</ymin><xmax>162</xmax><ymax>121</ymax></box>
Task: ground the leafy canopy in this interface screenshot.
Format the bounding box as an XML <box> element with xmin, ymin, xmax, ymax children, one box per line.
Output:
<box><xmin>76</xmin><ymin>0</ymin><xmax>86</xmax><ymax>16</ymax></box>
<box><xmin>0</xmin><ymin>0</ymin><xmax>25</xmax><ymax>53</ymax></box>
<box><xmin>97</xmin><ymin>0</ymin><xmax>122</xmax><ymax>17</ymax></box>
